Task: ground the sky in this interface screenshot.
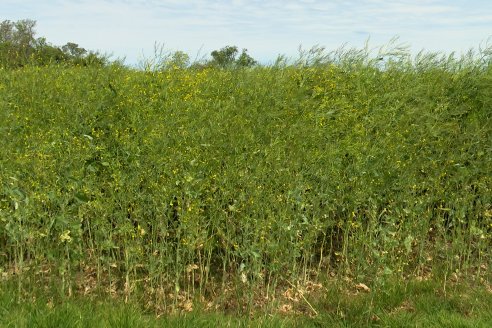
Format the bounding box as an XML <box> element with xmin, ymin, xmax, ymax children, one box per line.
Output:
<box><xmin>2</xmin><ymin>0</ymin><xmax>491</xmax><ymax>65</ymax></box>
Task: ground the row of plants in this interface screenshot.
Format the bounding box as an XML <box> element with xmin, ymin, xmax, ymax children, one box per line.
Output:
<box><xmin>0</xmin><ymin>47</ymin><xmax>491</xmax><ymax>312</ymax></box>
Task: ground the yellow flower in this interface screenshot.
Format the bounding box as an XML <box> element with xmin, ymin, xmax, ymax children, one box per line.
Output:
<box><xmin>137</xmin><ymin>224</ymin><xmax>146</xmax><ymax>236</ymax></box>
<box><xmin>59</xmin><ymin>230</ymin><xmax>72</xmax><ymax>243</ymax></box>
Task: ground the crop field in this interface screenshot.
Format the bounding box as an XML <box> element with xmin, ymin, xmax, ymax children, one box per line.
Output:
<box><xmin>0</xmin><ymin>49</ymin><xmax>491</xmax><ymax>325</ymax></box>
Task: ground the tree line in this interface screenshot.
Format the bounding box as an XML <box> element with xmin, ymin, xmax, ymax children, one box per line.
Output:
<box><xmin>0</xmin><ymin>19</ymin><xmax>257</xmax><ymax>69</ymax></box>
<box><xmin>0</xmin><ymin>19</ymin><xmax>109</xmax><ymax>68</ymax></box>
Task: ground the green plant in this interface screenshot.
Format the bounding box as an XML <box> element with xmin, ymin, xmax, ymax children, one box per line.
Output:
<box><xmin>0</xmin><ymin>42</ymin><xmax>490</xmax><ymax>317</ymax></box>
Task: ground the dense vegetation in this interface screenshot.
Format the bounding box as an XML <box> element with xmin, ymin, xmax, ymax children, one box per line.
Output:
<box><xmin>0</xmin><ymin>19</ymin><xmax>109</xmax><ymax>68</ymax></box>
<box><xmin>0</xmin><ymin>19</ymin><xmax>491</xmax><ymax>323</ymax></box>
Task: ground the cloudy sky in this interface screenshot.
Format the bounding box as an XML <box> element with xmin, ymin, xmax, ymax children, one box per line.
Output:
<box><xmin>2</xmin><ymin>0</ymin><xmax>491</xmax><ymax>65</ymax></box>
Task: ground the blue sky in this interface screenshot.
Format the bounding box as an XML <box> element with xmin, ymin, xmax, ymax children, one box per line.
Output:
<box><xmin>2</xmin><ymin>0</ymin><xmax>491</xmax><ymax>65</ymax></box>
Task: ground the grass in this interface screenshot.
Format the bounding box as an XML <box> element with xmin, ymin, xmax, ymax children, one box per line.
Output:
<box><xmin>0</xmin><ymin>44</ymin><xmax>491</xmax><ymax>325</ymax></box>
<box><xmin>1</xmin><ymin>278</ymin><xmax>491</xmax><ymax>327</ymax></box>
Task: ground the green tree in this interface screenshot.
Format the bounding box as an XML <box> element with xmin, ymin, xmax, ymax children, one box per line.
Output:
<box><xmin>211</xmin><ymin>45</ymin><xmax>238</xmax><ymax>67</ymax></box>
<box><xmin>0</xmin><ymin>19</ymin><xmax>110</xmax><ymax>68</ymax></box>
<box><xmin>62</xmin><ymin>42</ymin><xmax>87</xmax><ymax>58</ymax></box>
<box><xmin>165</xmin><ymin>50</ymin><xmax>190</xmax><ymax>69</ymax></box>
<box><xmin>32</xmin><ymin>37</ymin><xmax>67</xmax><ymax>65</ymax></box>
<box><xmin>0</xmin><ymin>19</ymin><xmax>36</xmax><ymax>67</ymax></box>
<box><xmin>209</xmin><ymin>45</ymin><xmax>256</xmax><ymax>68</ymax></box>
<box><xmin>236</xmin><ymin>49</ymin><xmax>257</xmax><ymax>67</ymax></box>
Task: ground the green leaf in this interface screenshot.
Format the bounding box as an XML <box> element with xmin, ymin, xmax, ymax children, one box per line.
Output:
<box><xmin>75</xmin><ymin>192</ymin><xmax>90</xmax><ymax>202</ymax></box>
<box><xmin>404</xmin><ymin>235</ymin><xmax>414</xmax><ymax>253</ymax></box>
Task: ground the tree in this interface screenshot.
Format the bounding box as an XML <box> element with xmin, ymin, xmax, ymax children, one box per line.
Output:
<box><xmin>0</xmin><ymin>19</ymin><xmax>37</xmax><ymax>67</ymax></box>
<box><xmin>211</xmin><ymin>45</ymin><xmax>238</xmax><ymax>67</ymax></box>
<box><xmin>0</xmin><ymin>20</ymin><xmax>14</xmax><ymax>43</ymax></box>
<box><xmin>62</xmin><ymin>42</ymin><xmax>87</xmax><ymax>58</ymax></box>
<box><xmin>237</xmin><ymin>49</ymin><xmax>257</xmax><ymax>67</ymax></box>
<box><xmin>33</xmin><ymin>37</ymin><xmax>67</xmax><ymax>65</ymax></box>
<box><xmin>209</xmin><ymin>45</ymin><xmax>256</xmax><ymax>68</ymax></box>
<box><xmin>0</xmin><ymin>19</ymin><xmax>110</xmax><ymax>68</ymax></box>
<box><xmin>165</xmin><ymin>51</ymin><xmax>190</xmax><ymax>69</ymax></box>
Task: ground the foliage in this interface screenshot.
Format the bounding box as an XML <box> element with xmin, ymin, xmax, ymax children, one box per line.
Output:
<box><xmin>0</xmin><ymin>44</ymin><xmax>491</xmax><ymax>316</ymax></box>
<box><xmin>210</xmin><ymin>45</ymin><xmax>257</xmax><ymax>68</ymax></box>
<box><xmin>0</xmin><ymin>19</ymin><xmax>109</xmax><ymax>68</ymax></box>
